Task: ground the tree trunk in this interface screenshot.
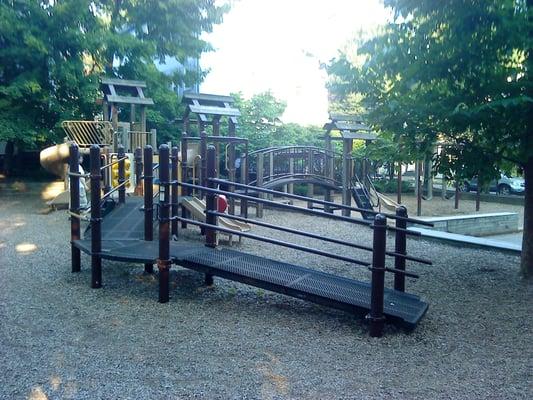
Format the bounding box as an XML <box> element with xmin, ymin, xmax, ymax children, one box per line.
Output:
<box><xmin>521</xmin><ymin>156</ymin><xmax>533</xmax><ymax>278</ymax></box>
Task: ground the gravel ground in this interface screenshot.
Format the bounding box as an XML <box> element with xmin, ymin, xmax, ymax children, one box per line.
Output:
<box><xmin>0</xmin><ymin>181</ymin><xmax>532</xmax><ymax>399</ymax></box>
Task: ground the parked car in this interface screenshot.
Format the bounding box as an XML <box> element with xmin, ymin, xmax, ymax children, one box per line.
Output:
<box><xmin>460</xmin><ymin>173</ymin><xmax>525</xmax><ymax>195</ymax></box>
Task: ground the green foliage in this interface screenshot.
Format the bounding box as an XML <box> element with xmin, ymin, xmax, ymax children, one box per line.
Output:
<box><xmin>373</xmin><ymin>179</ymin><xmax>412</xmax><ymax>194</ymax></box>
<box><xmin>327</xmin><ymin>0</ymin><xmax>532</xmax><ymax>179</ymax></box>
<box><xmin>0</xmin><ymin>0</ymin><xmax>228</xmax><ymax>147</ymax></box>
<box><xmin>233</xmin><ymin>91</ymin><xmax>323</xmax><ymax>151</ymax></box>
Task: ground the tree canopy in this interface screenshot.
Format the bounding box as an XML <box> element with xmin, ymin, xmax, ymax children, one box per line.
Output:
<box><xmin>233</xmin><ymin>91</ymin><xmax>323</xmax><ymax>151</ymax></box>
<box><xmin>327</xmin><ymin>0</ymin><xmax>532</xmax><ymax>276</ymax></box>
<box><xmin>0</xmin><ymin>0</ymin><xmax>228</xmax><ymax>147</ymax></box>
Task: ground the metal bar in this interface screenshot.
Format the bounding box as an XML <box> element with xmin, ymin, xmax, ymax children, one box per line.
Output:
<box><xmin>89</xmin><ymin>145</ymin><xmax>102</xmax><ymax>288</ymax></box>
<box><xmin>394</xmin><ymin>206</ymin><xmax>408</xmax><ymax>291</ymax></box>
<box><xmin>171</xmin><ymin>146</ymin><xmax>179</xmax><ymax>237</ymax></box>
<box><xmin>69</xmin><ymin>144</ymin><xmax>81</xmax><ymax>273</ymax></box>
<box><xmin>158</xmin><ymin>144</ymin><xmax>171</xmax><ymax>302</ymax></box>
<box><xmin>209</xmin><ymin>178</ymin><xmax>434</xmax><ymax>227</ymax></box>
<box><xmin>207</xmin><ymin>211</ymin><xmax>429</xmax><ymax>267</ymax></box>
<box><xmin>118</xmin><ymin>145</ymin><xmax>126</xmax><ymax>204</ymax></box>
<box><xmin>143</xmin><ymin>145</ymin><xmax>154</xmax><ymax>274</ymax></box>
<box><xmin>100</xmin><ymin>156</ymin><xmax>128</xmax><ymax>171</ymax></box>
<box><xmin>368</xmin><ymin>214</ymin><xmax>386</xmax><ymax>337</ymax></box>
<box><xmin>67</xmin><ymin>172</ymin><xmax>90</xmax><ymax>178</ymax></box>
<box><xmin>178</xmin><ymin>216</ymin><xmax>371</xmax><ymax>267</ymax></box>
<box><xmin>68</xmin><ymin>211</ymin><xmax>90</xmax><ymax>221</ymax></box>
<box><xmin>99</xmin><ymin>179</ymin><xmax>129</xmax><ymax>202</ymax></box>
<box><xmin>204</xmin><ymin>146</ymin><xmax>217</xmax><ymax>285</ymax></box>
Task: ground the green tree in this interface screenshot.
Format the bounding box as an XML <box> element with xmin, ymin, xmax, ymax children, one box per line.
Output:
<box><xmin>327</xmin><ymin>0</ymin><xmax>533</xmax><ymax>277</ymax></box>
<box><xmin>233</xmin><ymin>91</ymin><xmax>323</xmax><ymax>151</ymax></box>
<box><xmin>0</xmin><ymin>0</ymin><xmax>228</xmax><ymax>153</ymax></box>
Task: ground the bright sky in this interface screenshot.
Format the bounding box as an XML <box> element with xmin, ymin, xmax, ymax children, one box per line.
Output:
<box><xmin>200</xmin><ymin>0</ymin><xmax>390</xmax><ymax>126</ymax></box>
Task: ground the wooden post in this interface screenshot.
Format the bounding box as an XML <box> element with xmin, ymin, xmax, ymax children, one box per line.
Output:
<box><xmin>288</xmin><ymin>157</ymin><xmax>294</xmax><ymax>195</ymax></box>
<box><xmin>256</xmin><ymin>153</ymin><xmax>264</xmax><ymax>218</ymax></box>
<box><xmin>228</xmin><ymin>143</ymin><xmax>236</xmax><ymax>215</ymax></box>
<box><xmin>213</xmin><ymin>116</ymin><xmax>220</xmax><ymax>179</ymax></box>
<box><xmin>416</xmin><ymin>161</ymin><xmax>422</xmax><ymax>216</ymax></box>
<box><xmin>180</xmin><ymin>133</ymin><xmax>189</xmax><ymax>228</ymax></box>
<box><xmin>342</xmin><ymin>139</ymin><xmax>352</xmax><ymax>216</ymax></box>
<box><xmin>455</xmin><ymin>180</ymin><xmax>460</xmax><ymax>209</ymax></box>
<box><xmin>368</xmin><ymin>213</ymin><xmax>387</xmax><ymax>338</ymax></box>
<box><xmin>89</xmin><ymin>145</ymin><xmax>102</xmax><ymax>289</ymax></box>
<box><xmin>69</xmin><ymin>144</ymin><xmax>81</xmax><ymax>273</ymax></box>
<box><xmin>157</xmin><ymin>144</ymin><xmax>171</xmax><ymax>303</ymax></box>
<box><xmin>205</xmin><ymin>146</ymin><xmax>217</xmax><ymax>285</ymax></box>
<box><xmin>171</xmin><ymin>146</ymin><xmax>179</xmax><ymax>237</ymax></box>
<box><xmin>200</xmin><ymin>131</ymin><xmax>207</xmax><ymax>196</ymax></box>
<box><xmin>307</xmin><ymin>149</ymin><xmax>314</xmax><ymax>209</ymax></box>
<box><xmin>394</xmin><ymin>206</ymin><xmax>407</xmax><ymax>292</ymax></box>
<box><xmin>117</xmin><ymin>145</ymin><xmax>126</xmax><ymax>204</ymax></box>
<box><xmin>143</xmin><ymin>145</ymin><xmax>154</xmax><ymax>274</ymax></box>
<box><xmin>140</xmin><ymin>106</ymin><xmax>146</xmax><ymax>133</ymax></box>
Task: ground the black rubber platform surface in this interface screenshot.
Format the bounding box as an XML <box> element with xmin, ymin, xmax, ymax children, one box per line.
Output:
<box><xmin>72</xmin><ymin>238</ymin><xmax>428</xmax><ymax>326</ymax></box>
<box><xmin>86</xmin><ymin>197</ymin><xmax>155</xmax><ymax>240</ymax></box>
<box><xmin>74</xmin><ymin>196</ymin><xmax>428</xmax><ymax>327</ymax></box>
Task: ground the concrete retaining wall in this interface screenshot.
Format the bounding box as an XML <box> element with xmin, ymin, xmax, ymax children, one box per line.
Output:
<box><xmin>409</xmin><ymin>212</ymin><xmax>519</xmax><ymax>237</ymax></box>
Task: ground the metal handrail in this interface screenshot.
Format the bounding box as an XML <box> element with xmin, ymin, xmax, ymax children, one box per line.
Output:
<box><xmin>177</xmin><ymin>216</ymin><xmax>370</xmax><ymax>267</ymax></box>
<box><xmin>100</xmin><ymin>179</ymin><xmax>128</xmax><ymax>203</ymax></box>
<box><xmin>208</xmin><ymin>210</ymin><xmax>430</xmax><ymax>267</ymax></box>
<box><xmin>100</xmin><ymin>156</ymin><xmax>128</xmax><ymax>171</ymax></box>
<box><xmin>209</xmin><ymin>178</ymin><xmax>433</xmax><ymax>227</ymax></box>
<box><xmin>177</xmin><ymin>181</ymin><xmax>423</xmax><ymax>236</ymax></box>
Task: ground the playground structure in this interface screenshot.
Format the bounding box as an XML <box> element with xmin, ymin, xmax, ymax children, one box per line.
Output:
<box><xmin>67</xmin><ymin>142</ymin><xmax>433</xmax><ymax>337</ymax></box>
<box><xmin>39</xmin><ymin>78</ymin><xmax>156</xmax><ymax>206</ymax></box>
<box><xmin>239</xmin><ymin>114</ymin><xmax>398</xmax><ymax>219</ymax></box>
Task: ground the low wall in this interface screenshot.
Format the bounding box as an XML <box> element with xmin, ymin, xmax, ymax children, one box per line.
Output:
<box><xmin>409</xmin><ymin>212</ymin><xmax>519</xmax><ymax>237</ymax></box>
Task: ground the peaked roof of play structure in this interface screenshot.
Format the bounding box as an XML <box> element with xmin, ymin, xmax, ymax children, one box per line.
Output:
<box><xmin>323</xmin><ymin>113</ymin><xmax>377</xmax><ymax>141</ymax></box>
<box><xmin>100</xmin><ymin>77</ymin><xmax>154</xmax><ymax>106</ymax></box>
<box><xmin>181</xmin><ymin>92</ymin><xmax>240</xmax><ymax>124</ymax></box>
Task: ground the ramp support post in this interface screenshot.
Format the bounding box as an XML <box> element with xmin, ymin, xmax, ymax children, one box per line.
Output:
<box><xmin>180</xmin><ymin>133</ymin><xmax>189</xmax><ymax>228</ymax></box>
<box><xmin>256</xmin><ymin>153</ymin><xmax>264</xmax><ymax>218</ymax></box>
<box><xmin>89</xmin><ymin>145</ymin><xmax>102</xmax><ymax>288</ymax></box>
<box><xmin>69</xmin><ymin>144</ymin><xmax>81</xmax><ymax>273</ymax></box>
<box><xmin>368</xmin><ymin>214</ymin><xmax>386</xmax><ymax>337</ymax></box>
<box><xmin>394</xmin><ymin>206</ymin><xmax>408</xmax><ymax>292</ymax></box>
<box><xmin>204</xmin><ymin>146</ymin><xmax>217</xmax><ymax>286</ymax></box>
<box><xmin>171</xmin><ymin>146</ymin><xmax>179</xmax><ymax>237</ymax></box>
<box><xmin>158</xmin><ymin>144</ymin><xmax>171</xmax><ymax>302</ymax></box>
<box><xmin>118</xmin><ymin>145</ymin><xmax>126</xmax><ymax>204</ymax></box>
<box><xmin>200</xmin><ymin>131</ymin><xmax>208</xmax><ymax>198</ymax></box>
<box><xmin>143</xmin><ymin>145</ymin><xmax>154</xmax><ymax>274</ymax></box>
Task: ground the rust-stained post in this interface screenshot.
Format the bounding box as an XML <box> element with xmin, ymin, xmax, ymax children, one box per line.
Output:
<box><xmin>143</xmin><ymin>145</ymin><xmax>154</xmax><ymax>274</ymax></box>
<box><xmin>89</xmin><ymin>145</ymin><xmax>102</xmax><ymax>288</ymax></box>
<box><xmin>158</xmin><ymin>144</ymin><xmax>171</xmax><ymax>302</ymax></box>
<box><xmin>69</xmin><ymin>144</ymin><xmax>81</xmax><ymax>273</ymax></box>
<box><xmin>118</xmin><ymin>144</ymin><xmax>126</xmax><ymax>204</ymax></box>
<box><xmin>368</xmin><ymin>213</ymin><xmax>387</xmax><ymax>337</ymax></box>
<box><xmin>205</xmin><ymin>146</ymin><xmax>217</xmax><ymax>286</ymax></box>
<box><xmin>171</xmin><ymin>146</ymin><xmax>179</xmax><ymax>237</ymax></box>
<box><xmin>394</xmin><ymin>206</ymin><xmax>408</xmax><ymax>292</ymax></box>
